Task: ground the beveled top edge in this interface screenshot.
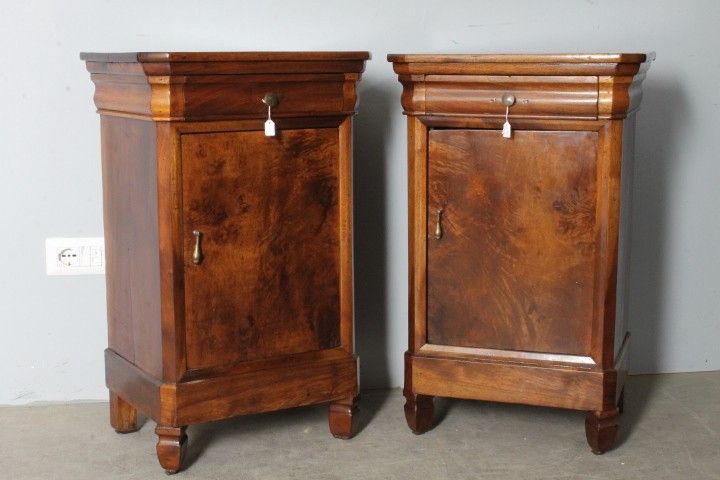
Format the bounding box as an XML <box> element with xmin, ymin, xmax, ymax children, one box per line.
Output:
<box><xmin>80</xmin><ymin>51</ymin><xmax>371</xmax><ymax>63</ymax></box>
<box><xmin>387</xmin><ymin>52</ymin><xmax>654</xmax><ymax>64</ymax></box>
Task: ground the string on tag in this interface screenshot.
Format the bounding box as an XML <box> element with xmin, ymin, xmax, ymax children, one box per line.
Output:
<box><xmin>264</xmin><ymin>104</ymin><xmax>276</xmax><ymax>137</ymax></box>
<box><xmin>262</xmin><ymin>93</ymin><xmax>278</xmax><ymax>137</ymax></box>
<box><xmin>501</xmin><ymin>93</ymin><xmax>515</xmax><ymax>139</ymax></box>
<box><xmin>502</xmin><ymin>105</ymin><xmax>512</xmax><ymax>139</ymax></box>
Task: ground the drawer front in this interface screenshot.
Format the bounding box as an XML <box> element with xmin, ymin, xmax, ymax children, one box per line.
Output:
<box><xmin>181</xmin><ymin>128</ymin><xmax>341</xmax><ymax>370</ymax></box>
<box><xmin>422</xmin><ymin>75</ymin><xmax>599</xmax><ymax>118</ymax></box>
<box><xmin>181</xmin><ymin>75</ymin><xmax>350</xmax><ymax>120</ymax></box>
<box><xmin>426</xmin><ymin>128</ymin><xmax>598</xmax><ymax>356</ymax></box>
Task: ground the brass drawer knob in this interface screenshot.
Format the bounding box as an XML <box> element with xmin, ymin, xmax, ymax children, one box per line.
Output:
<box><xmin>435</xmin><ymin>208</ymin><xmax>444</xmax><ymax>240</ymax></box>
<box><xmin>262</xmin><ymin>92</ymin><xmax>279</xmax><ymax>108</ymax></box>
<box><xmin>192</xmin><ymin>230</ymin><xmax>204</xmax><ymax>265</ymax></box>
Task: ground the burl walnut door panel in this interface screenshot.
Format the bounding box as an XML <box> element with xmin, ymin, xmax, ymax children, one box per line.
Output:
<box><xmin>427</xmin><ymin>129</ymin><xmax>598</xmax><ymax>355</ymax></box>
<box><xmin>182</xmin><ymin>128</ymin><xmax>341</xmax><ymax>370</ymax></box>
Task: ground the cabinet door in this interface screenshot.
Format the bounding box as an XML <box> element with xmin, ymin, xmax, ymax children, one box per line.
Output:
<box><xmin>427</xmin><ymin>129</ymin><xmax>598</xmax><ymax>356</ymax></box>
<box><xmin>182</xmin><ymin>128</ymin><xmax>341</xmax><ymax>370</ymax></box>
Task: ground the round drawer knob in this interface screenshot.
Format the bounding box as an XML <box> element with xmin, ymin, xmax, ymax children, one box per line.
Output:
<box><xmin>262</xmin><ymin>93</ymin><xmax>279</xmax><ymax>108</ymax></box>
<box><xmin>502</xmin><ymin>93</ymin><xmax>516</xmax><ymax>106</ymax></box>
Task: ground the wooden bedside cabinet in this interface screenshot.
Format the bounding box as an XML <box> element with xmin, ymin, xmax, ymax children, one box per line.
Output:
<box><xmin>82</xmin><ymin>51</ymin><xmax>369</xmax><ymax>472</ymax></box>
<box><xmin>388</xmin><ymin>53</ymin><xmax>653</xmax><ymax>453</ymax></box>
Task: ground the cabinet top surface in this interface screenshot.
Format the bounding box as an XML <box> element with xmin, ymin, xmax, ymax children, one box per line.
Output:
<box><xmin>387</xmin><ymin>52</ymin><xmax>654</xmax><ymax>64</ymax></box>
<box><xmin>81</xmin><ymin>51</ymin><xmax>370</xmax><ymax>63</ymax></box>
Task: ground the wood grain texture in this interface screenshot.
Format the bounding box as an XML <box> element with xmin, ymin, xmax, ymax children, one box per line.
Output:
<box><xmin>174</xmin><ymin>354</ymin><xmax>357</xmax><ymax>425</ymax></box>
<box><xmin>387</xmin><ymin>53</ymin><xmax>652</xmax><ymax>63</ymax></box>
<box><xmin>585</xmin><ymin>408</ymin><xmax>620</xmax><ymax>454</ymax></box>
<box><xmin>101</xmin><ymin>116</ymin><xmax>163</xmax><ymax>378</ymax></box>
<box><xmin>155</xmin><ymin>122</ymin><xmax>186</xmax><ymax>384</ymax></box>
<box><xmin>388</xmin><ymin>53</ymin><xmax>654</xmax><ymax>78</ymax></box>
<box><xmin>422</xmin><ymin>75</ymin><xmax>598</xmax><ymax>118</ymax></box>
<box><xmin>109</xmin><ymin>391</ymin><xmax>139</xmax><ymax>433</ymax></box>
<box><xmin>403</xmin><ymin>392</ymin><xmax>434</xmax><ymax>434</ymax></box>
<box><xmin>591</xmin><ymin>120</ymin><xmax>624</xmax><ymax>369</ymax></box>
<box><xmin>411</xmin><ymin>354</ymin><xmax>604</xmax><ymax>411</ymax></box>
<box><xmin>86</xmin><ymin>52</ymin><xmax>366</xmax><ymax>472</ymax></box>
<box><xmin>337</xmin><ymin>117</ymin><xmax>355</xmax><ymax>353</ymax></box>
<box><xmin>155</xmin><ymin>425</ymin><xmax>187</xmax><ymax>474</ymax></box>
<box><xmin>181</xmin><ymin>128</ymin><xmax>341</xmax><ymax>369</ymax></box>
<box><xmin>408</xmin><ymin>116</ymin><xmax>428</xmax><ymax>352</ymax></box>
<box><xmin>82</xmin><ymin>52</ymin><xmax>369</xmax><ymax>121</ymax></box>
<box><xmin>328</xmin><ymin>395</ymin><xmax>359</xmax><ymax>439</ymax></box>
<box><xmin>105</xmin><ymin>349</ymin><xmax>163</xmax><ymax>422</ymax></box>
<box><xmin>390</xmin><ymin>53</ymin><xmax>652</xmax><ymax>120</ymax></box>
<box><xmin>82</xmin><ymin>51</ymin><xmax>371</xmax><ymax>63</ymax></box>
<box><xmin>427</xmin><ymin>129</ymin><xmax>598</xmax><ymax>355</ymax></box>
<box><xmin>389</xmin><ymin>53</ymin><xmax>652</xmax><ymax>453</ymax></box>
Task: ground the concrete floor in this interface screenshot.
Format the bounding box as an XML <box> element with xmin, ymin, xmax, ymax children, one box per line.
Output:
<box><xmin>1</xmin><ymin>372</ymin><xmax>718</xmax><ymax>480</ymax></box>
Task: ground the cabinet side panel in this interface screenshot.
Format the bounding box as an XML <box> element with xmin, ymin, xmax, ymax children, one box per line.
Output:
<box><xmin>615</xmin><ymin>114</ymin><xmax>636</xmax><ymax>357</ymax></box>
<box><xmin>101</xmin><ymin>116</ymin><xmax>163</xmax><ymax>378</ymax></box>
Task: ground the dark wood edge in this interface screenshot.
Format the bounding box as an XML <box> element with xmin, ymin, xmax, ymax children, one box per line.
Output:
<box><xmin>387</xmin><ymin>53</ymin><xmax>653</xmax><ymax>63</ymax></box>
<box><xmin>95</xmin><ymin>110</ymin><xmax>357</xmax><ymax>123</ymax></box>
<box><xmin>416</xmin><ymin>114</ymin><xmax>602</xmax><ymax>123</ymax></box>
<box><xmin>338</xmin><ymin>117</ymin><xmax>355</xmax><ymax>353</ymax></box>
<box><xmin>106</xmin><ymin>347</ymin><xmax>358</xmax><ymax>426</ymax></box>
<box><xmin>179</xmin><ymin>347</ymin><xmax>354</xmax><ymax>381</ymax></box>
<box><xmin>409</xmin><ymin>352</ymin><xmax>607</xmax><ymax>411</ymax></box>
<box><xmin>174</xmin><ymin>353</ymin><xmax>358</xmax><ymax>425</ymax></box>
<box><xmin>105</xmin><ymin>349</ymin><xmax>162</xmax><ymax>421</ymax></box>
<box><xmin>156</xmin><ymin>122</ymin><xmax>186</xmax><ymax>383</ymax></box>
<box><xmin>170</xmin><ymin>117</ymin><xmax>348</xmax><ymax>134</ymax></box>
<box><xmin>81</xmin><ymin>51</ymin><xmax>371</xmax><ymax>63</ymax></box>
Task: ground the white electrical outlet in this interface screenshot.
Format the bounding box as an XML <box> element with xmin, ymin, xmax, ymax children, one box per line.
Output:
<box><xmin>46</xmin><ymin>237</ymin><xmax>105</xmax><ymax>275</ymax></box>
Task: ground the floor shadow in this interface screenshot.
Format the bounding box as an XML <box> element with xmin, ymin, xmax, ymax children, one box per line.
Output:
<box><xmin>182</xmin><ymin>404</ymin><xmax>328</xmax><ymax>468</ymax></box>
<box><xmin>616</xmin><ymin>374</ymin><xmax>661</xmax><ymax>447</ymax></box>
<box><xmin>354</xmin><ymin>388</ymin><xmax>395</xmax><ymax>435</ymax></box>
<box><xmin>620</xmin><ymin>74</ymin><xmax>688</xmax><ymax>440</ymax></box>
<box><xmin>353</xmin><ymin>81</ymin><xmax>395</xmax><ymax>390</ymax></box>
<box><xmin>433</xmin><ymin>395</ymin><xmax>452</xmax><ymax>427</ymax></box>
<box><xmin>180</xmin><ymin>389</ymin><xmax>396</xmax><ymax>468</ymax></box>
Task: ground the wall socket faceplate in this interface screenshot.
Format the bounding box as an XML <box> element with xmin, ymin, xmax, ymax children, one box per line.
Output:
<box><xmin>46</xmin><ymin>237</ymin><xmax>105</xmax><ymax>275</ymax></box>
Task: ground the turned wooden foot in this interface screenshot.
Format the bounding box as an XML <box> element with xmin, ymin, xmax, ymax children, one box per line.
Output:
<box><xmin>404</xmin><ymin>392</ymin><xmax>434</xmax><ymax>434</ymax></box>
<box><xmin>109</xmin><ymin>391</ymin><xmax>139</xmax><ymax>433</ymax></box>
<box><xmin>328</xmin><ymin>395</ymin><xmax>358</xmax><ymax>439</ymax></box>
<box><xmin>585</xmin><ymin>408</ymin><xmax>619</xmax><ymax>454</ymax></box>
<box><xmin>155</xmin><ymin>425</ymin><xmax>187</xmax><ymax>474</ymax></box>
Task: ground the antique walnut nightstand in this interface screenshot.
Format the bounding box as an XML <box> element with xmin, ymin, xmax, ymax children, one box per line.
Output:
<box><xmin>82</xmin><ymin>51</ymin><xmax>369</xmax><ymax>472</ymax></box>
<box><xmin>388</xmin><ymin>53</ymin><xmax>653</xmax><ymax>453</ymax></box>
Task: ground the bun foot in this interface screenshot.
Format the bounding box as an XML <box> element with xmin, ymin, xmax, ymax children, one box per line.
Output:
<box><xmin>328</xmin><ymin>396</ymin><xmax>358</xmax><ymax>439</ymax></box>
<box><xmin>109</xmin><ymin>391</ymin><xmax>139</xmax><ymax>433</ymax></box>
<box><xmin>585</xmin><ymin>408</ymin><xmax>619</xmax><ymax>454</ymax></box>
<box><xmin>404</xmin><ymin>392</ymin><xmax>434</xmax><ymax>434</ymax></box>
<box><xmin>155</xmin><ymin>425</ymin><xmax>187</xmax><ymax>474</ymax></box>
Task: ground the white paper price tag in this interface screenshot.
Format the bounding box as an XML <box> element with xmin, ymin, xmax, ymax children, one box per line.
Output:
<box><xmin>264</xmin><ymin>119</ymin><xmax>276</xmax><ymax>137</ymax></box>
<box><xmin>502</xmin><ymin>120</ymin><xmax>512</xmax><ymax>138</ymax></box>
<box><xmin>502</xmin><ymin>104</ymin><xmax>512</xmax><ymax>139</ymax></box>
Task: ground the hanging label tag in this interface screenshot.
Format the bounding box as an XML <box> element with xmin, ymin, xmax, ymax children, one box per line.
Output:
<box><xmin>264</xmin><ymin>119</ymin><xmax>276</xmax><ymax>137</ymax></box>
<box><xmin>503</xmin><ymin>102</ymin><xmax>515</xmax><ymax>138</ymax></box>
<box><xmin>502</xmin><ymin>120</ymin><xmax>512</xmax><ymax>139</ymax></box>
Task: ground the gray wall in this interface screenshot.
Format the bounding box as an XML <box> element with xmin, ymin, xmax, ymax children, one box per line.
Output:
<box><xmin>1</xmin><ymin>0</ymin><xmax>718</xmax><ymax>403</ymax></box>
